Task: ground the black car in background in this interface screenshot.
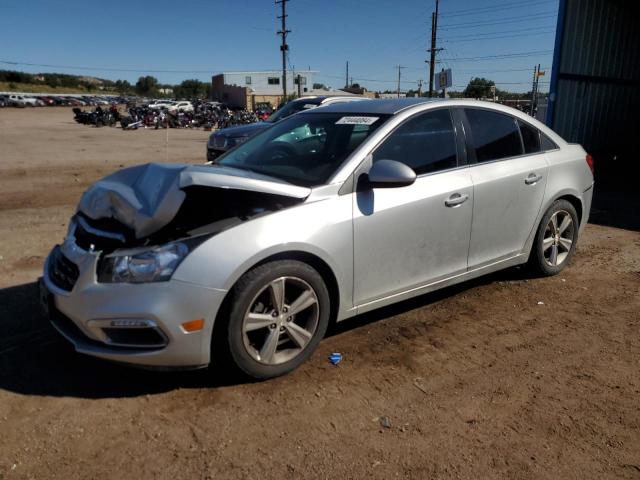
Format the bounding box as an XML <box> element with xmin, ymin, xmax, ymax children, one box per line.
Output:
<box><xmin>206</xmin><ymin>95</ymin><xmax>363</xmax><ymax>161</ymax></box>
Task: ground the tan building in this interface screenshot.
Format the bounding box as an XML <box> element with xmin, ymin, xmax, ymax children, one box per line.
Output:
<box><xmin>211</xmin><ymin>70</ymin><xmax>317</xmax><ymax>110</ymax></box>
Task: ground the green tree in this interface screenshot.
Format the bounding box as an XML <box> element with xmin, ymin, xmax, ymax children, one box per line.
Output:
<box><xmin>114</xmin><ymin>80</ymin><xmax>132</xmax><ymax>95</ymax></box>
<box><xmin>174</xmin><ymin>79</ymin><xmax>207</xmax><ymax>98</ymax></box>
<box><xmin>135</xmin><ymin>75</ymin><xmax>159</xmax><ymax>96</ymax></box>
<box><xmin>446</xmin><ymin>90</ymin><xmax>465</xmax><ymax>98</ymax></box>
<box><xmin>463</xmin><ymin>77</ymin><xmax>495</xmax><ymax>99</ymax></box>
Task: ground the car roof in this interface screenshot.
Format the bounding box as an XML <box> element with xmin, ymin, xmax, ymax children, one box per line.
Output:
<box><xmin>290</xmin><ymin>95</ymin><xmax>360</xmax><ymax>105</ymax></box>
<box><xmin>315</xmin><ymin>97</ymin><xmax>444</xmax><ymax>115</ymax></box>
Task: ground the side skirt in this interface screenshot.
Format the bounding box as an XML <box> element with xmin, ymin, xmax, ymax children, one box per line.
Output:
<box><xmin>337</xmin><ymin>253</ymin><xmax>528</xmax><ymax>320</ymax></box>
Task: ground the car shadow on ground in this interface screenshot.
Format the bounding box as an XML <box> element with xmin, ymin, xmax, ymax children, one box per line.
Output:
<box><xmin>0</xmin><ymin>267</ymin><xmax>530</xmax><ymax>399</ymax></box>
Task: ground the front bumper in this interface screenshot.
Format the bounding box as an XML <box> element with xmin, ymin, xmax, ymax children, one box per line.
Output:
<box><xmin>41</xmin><ymin>237</ymin><xmax>227</xmax><ymax>368</ymax></box>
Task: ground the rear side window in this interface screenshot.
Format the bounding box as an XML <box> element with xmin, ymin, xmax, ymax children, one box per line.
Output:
<box><xmin>518</xmin><ymin>120</ymin><xmax>541</xmax><ymax>154</ymax></box>
<box><xmin>372</xmin><ymin>109</ymin><xmax>457</xmax><ymax>175</ymax></box>
<box><xmin>540</xmin><ymin>132</ymin><xmax>558</xmax><ymax>151</ymax></box>
<box><xmin>465</xmin><ymin>109</ymin><xmax>523</xmax><ymax>162</ymax></box>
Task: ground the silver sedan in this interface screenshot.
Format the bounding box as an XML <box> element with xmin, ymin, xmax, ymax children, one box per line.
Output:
<box><xmin>41</xmin><ymin>98</ymin><xmax>594</xmax><ymax>379</ymax></box>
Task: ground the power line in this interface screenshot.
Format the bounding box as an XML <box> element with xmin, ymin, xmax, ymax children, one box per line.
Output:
<box><xmin>0</xmin><ymin>59</ymin><xmax>222</xmax><ymax>74</ymax></box>
<box><xmin>439</xmin><ymin>13</ymin><xmax>558</xmax><ymax>30</ymax></box>
<box><xmin>317</xmin><ymin>72</ymin><xmax>550</xmax><ymax>88</ymax></box>
<box><xmin>441</xmin><ymin>29</ymin><xmax>556</xmax><ymax>43</ymax></box>
<box><xmin>440</xmin><ymin>0</ymin><xmax>557</xmax><ymax>17</ymax></box>
<box><xmin>455</xmin><ymin>66</ymin><xmax>551</xmax><ymax>74</ymax></box>
<box><xmin>442</xmin><ymin>25</ymin><xmax>557</xmax><ymax>40</ymax></box>
<box><xmin>439</xmin><ymin>50</ymin><xmax>554</xmax><ymax>62</ymax></box>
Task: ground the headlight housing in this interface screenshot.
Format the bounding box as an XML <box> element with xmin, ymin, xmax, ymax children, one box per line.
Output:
<box><xmin>227</xmin><ymin>135</ymin><xmax>250</xmax><ymax>148</ymax></box>
<box><xmin>98</xmin><ymin>242</ymin><xmax>189</xmax><ymax>284</ymax></box>
<box><xmin>208</xmin><ymin>134</ymin><xmax>225</xmax><ymax>148</ymax></box>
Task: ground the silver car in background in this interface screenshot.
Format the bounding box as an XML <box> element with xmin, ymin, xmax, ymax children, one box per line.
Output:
<box><xmin>41</xmin><ymin>98</ymin><xmax>594</xmax><ymax>379</ymax></box>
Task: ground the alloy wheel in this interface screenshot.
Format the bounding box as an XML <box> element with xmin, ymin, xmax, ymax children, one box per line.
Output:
<box><xmin>542</xmin><ymin>210</ymin><xmax>574</xmax><ymax>267</ymax></box>
<box><xmin>241</xmin><ymin>276</ymin><xmax>319</xmax><ymax>365</ymax></box>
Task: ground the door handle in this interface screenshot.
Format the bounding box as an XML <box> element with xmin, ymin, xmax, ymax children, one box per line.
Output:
<box><xmin>445</xmin><ymin>193</ymin><xmax>469</xmax><ymax>207</ymax></box>
<box><xmin>525</xmin><ymin>173</ymin><xmax>543</xmax><ymax>185</ymax></box>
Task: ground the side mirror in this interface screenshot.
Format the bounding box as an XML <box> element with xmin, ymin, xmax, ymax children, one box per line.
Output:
<box><xmin>367</xmin><ymin>159</ymin><xmax>416</xmax><ymax>188</ymax></box>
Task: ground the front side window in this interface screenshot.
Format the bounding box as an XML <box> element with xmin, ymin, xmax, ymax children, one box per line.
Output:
<box><xmin>372</xmin><ymin>109</ymin><xmax>457</xmax><ymax>175</ymax></box>
<box><xmin>465</xmin><ymin>109</ymin><xmax>523</xmax><ymax>162</ymax></box>
<box><xmin>518</xmin><ymin>120</ymin><xmax>541</xmax><ymax>154</ymax></box>
<box><xmin>268</xmin><ymin>77</ymin><xmax>280</xmax><ymax>85</ymax></box>
<box><xmin>218</xmin><ymin>112</ymin><xmax>390</xmax><ymax>187</ymax></box>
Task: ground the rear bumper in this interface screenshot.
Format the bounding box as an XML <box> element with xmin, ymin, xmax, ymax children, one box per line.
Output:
<box><xmin>41</xmin><ymin>243</ymin><xmax>227</xmax><ymax>368</ymax></box>
<box><xmin>581</xmin><ymin>181</ymin><xmax>595</xmax><ymax>233</ymax></box>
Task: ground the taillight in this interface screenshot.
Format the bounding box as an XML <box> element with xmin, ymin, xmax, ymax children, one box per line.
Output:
<box><xmin>585</xmin><ymin>154</ymin><xmax>595</xmax><ymax>174</ymax></box>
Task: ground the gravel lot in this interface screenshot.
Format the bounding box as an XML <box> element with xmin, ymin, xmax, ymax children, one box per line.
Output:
<box><xmin>0</xmin><ymin>107</ymin><xmax>638</xmax><ymax>479</ymax></box>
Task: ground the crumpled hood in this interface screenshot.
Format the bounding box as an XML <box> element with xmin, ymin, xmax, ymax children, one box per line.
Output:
<box><xmin>77</xmin><ymin>162</ymin><xmax>310</xmax><ymax>239</ymax></box>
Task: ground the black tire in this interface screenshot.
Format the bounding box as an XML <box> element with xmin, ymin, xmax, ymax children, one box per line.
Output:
<box><xmin>216</xmin><ymin>260</ymin><xmax>330</xmax><ymax>380</ymax></box>
<box><xmin>528</xmin><ymin>199</ymin><xmax>579</xmax><ymax>276</ymax></box>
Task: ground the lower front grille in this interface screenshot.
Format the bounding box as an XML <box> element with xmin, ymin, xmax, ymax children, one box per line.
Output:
<box><xmin>102</xmin><ymin>327</ymin><xmax>168</xmax><ymax>348</ymax></box>
<box><xmin>49</xmin><ymin>246</ymin><xmax>79</xmax><ymax>291</ymax></box>
<box><xmin>49</xmin><ymin>306</ymin><xmax>167</xmax><ymax>352</ymax></box>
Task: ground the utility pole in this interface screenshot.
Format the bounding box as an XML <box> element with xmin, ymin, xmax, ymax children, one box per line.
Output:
<box><xmin>345</xmin><ymin>61</ymin><xmax>349</xmax><ymax>88</ymax></box>
<box><xmin>427</xmin><ymin>0</ymin><xmax>442</xmax><ymax>98</ymax></box>
<box><xmin>276</xmin><ymin>0</ymin><xmax>290</xmax><ymax>100</ymax></box>
<box><xmin>417</xmin><ymin>79</ymin><xmax>423</xmax><ymax>97</ymax></box>
<box><xmin>297</xmin><ymin>74</ymin><xmax>302</xmax><ymax>97</ymax></box>
<box><xmin>396</xmin><ymin>65</ymin><xmax>405</xmax><ymax>98</ymax></box>
<box><xmin>534</xmin><ymin>63</ymin><xmax>541</xmax><ymax>115</ymax></box>
<box><xmin>530</xmin><ymin>64</ymin><xmax>538</xmax><ymax>117</ymax></box>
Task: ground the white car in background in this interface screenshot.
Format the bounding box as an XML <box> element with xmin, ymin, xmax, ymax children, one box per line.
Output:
<box><xmin>168</xmin><ymin>101</ymin><xmax>194</xmax><ymax>113</ymax></box>
<box><xmin>148</xmin><ymin>100</ymin><xmax>175</xmax><ymax>110</ymax></box>
<box><xmin>8</xmin><ymin>94</ymin><xmax>39</xmax><ymax>107</ymax></box>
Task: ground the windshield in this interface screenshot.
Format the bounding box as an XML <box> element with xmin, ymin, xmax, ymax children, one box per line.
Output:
<box><xmin>217</xmin><ymin>112</ymin><xmax>390</xmax><ymax>187</ymax></box>
<box><xmin>266</xmin><ymin>99</ymin><xmax>321</xmax><ymax>123</ymax></box>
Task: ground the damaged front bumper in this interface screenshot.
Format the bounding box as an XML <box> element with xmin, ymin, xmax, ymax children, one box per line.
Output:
<box><xmin>40</xmin><ymin>232</ymin><xmax>227</xmax><ymax>369</ymax></box>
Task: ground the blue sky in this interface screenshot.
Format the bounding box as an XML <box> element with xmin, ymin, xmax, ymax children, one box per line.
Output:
<box><xmin>0</xmin><ymin>0</ymin><xmax>558</xmax><ymax>92</ymax></box>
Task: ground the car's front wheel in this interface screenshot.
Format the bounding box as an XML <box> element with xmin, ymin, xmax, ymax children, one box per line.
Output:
<box><xmin>529</xmin><ymin>199</ymin><xmax>579</xmax><ymax>276</ymax></box>
<box><xmin>221</xmin><ymin>260</ymin><xmax>330</xmax><ymax>379</ymax></box>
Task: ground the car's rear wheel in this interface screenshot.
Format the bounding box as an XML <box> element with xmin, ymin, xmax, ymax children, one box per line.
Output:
<box><xmin>221</xmin><ymin>260</ymin><xmax>330</xmax><ymax>379</ymax></box>
<box><xmin>529</xmin><ymin>199</ymin><xmax>579</xmax><ymax>276</ymax></box>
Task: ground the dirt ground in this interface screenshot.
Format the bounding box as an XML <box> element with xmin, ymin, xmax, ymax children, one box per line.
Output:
<box><xmin>0</xmin><ymin>107</ymin><xmax>638</xmax><ymax>480</ymax></box>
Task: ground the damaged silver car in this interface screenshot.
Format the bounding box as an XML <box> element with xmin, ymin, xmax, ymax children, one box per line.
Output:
<box><xmin>40</xmin><ymin>98</ymin><xmax>594</xmax><ymax>379</ymax></box>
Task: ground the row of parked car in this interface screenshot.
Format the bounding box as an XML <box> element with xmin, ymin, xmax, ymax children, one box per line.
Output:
<box><xmin>0</xmin><ymin>93</ymin><xmax>130</xmax><ymax>108</ymax></box>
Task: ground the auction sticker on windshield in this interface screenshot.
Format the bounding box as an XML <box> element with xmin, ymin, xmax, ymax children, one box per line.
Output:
<box><xmin>335</xmin><ymin>116</ymin><xmax>379</xmax><ymax>125</ymax></box>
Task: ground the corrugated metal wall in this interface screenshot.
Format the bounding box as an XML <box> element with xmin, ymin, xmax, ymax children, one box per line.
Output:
<box><xmin>548</xmin><ymin>0</ymin><xmax>640</xmax><ymax>155</ymax></box>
